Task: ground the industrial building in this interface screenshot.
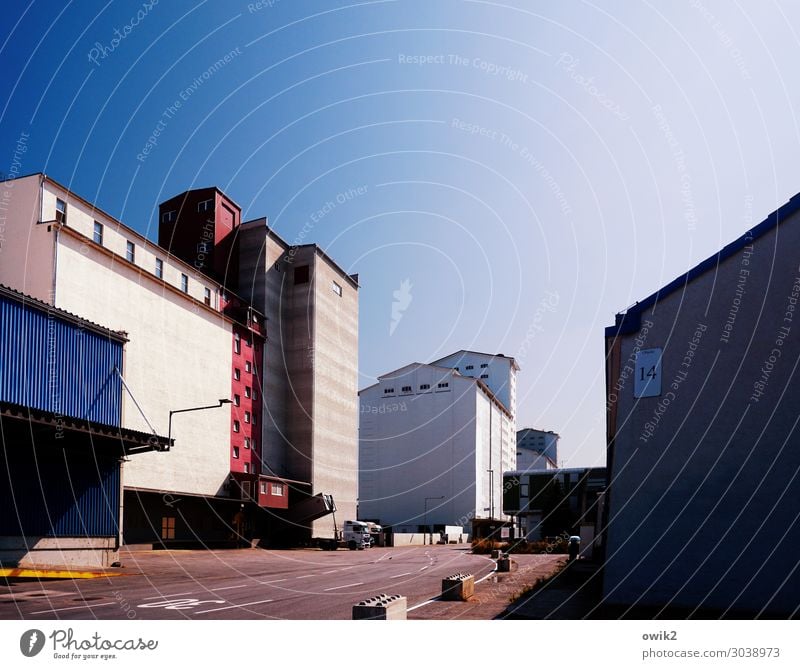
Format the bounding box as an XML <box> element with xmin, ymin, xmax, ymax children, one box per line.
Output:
<box><xmin>0</xmin><ymin>173</ymin><xmax>358</xmax><ymax>551</ymax></box>
<box><xmin>503</xmin><ymin>467</ymin><xmax>606</xmax><ymax>556</ymax></box>
<box><xmin>604</xmin><ymin>193</ymin><xmax>800</xmax><ymax>616</ymax></box>
<box><xmin>359</xmin><ymin>352</ymin><xmax>517</xmax><ymax>534</ymax></box>
<box><xmin>516</xmin><ymin>427</ymin><xmax>560</xmax><ymax>471</ymax></box>
<box><xmin>0</xmin><ymin>285</ymin><xmax>169</xmax><ymax>567</ymax></box>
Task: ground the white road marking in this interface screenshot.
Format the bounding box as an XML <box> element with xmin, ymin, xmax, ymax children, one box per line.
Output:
<box><xmin>419</xmin><ymin>566</ymin><xmax>429</xmax><ymax>571</ymax></box>
<box><xmin>323</xmin><ymin>582</ymin><xmax>363</xmax><ymax>591</ymax></box>
<box><xmin>390</xmin><ymin>572</ymin><xmax>413</xmax><ymax>579</ymax></box>
<box><xmin>32</xmin><ymin>601</ymin><xmax>117</xmax><ymax>615</ymax></box>
<box><xmin>141</xmin><ymin>591</ymin><xmax>197</xmax><ymax>600</ymax></box>
<box><xmin>322</xmin><ymin>570</ymin><xmax>338</xmax><ymax>574</ymax></box>
<box><xmin>259</xmin><ymin>579</ymin><xmax>286</xmax><ymax>584</ymax></box>
<box><xmin>193</xmin><ymin>598</ymin><xmax>273</xmax><ymax>615</ymax></box>
<box><xmin>295</xmin><ymin>575</ymin><xmax>313</xmax><ymax>579</ymax></box>
<box><xmin>211</xmin><ymin>584</ymin><xmax>250</xmax><ymax>592</ymax></box>
<box><xmin>138</xmin><ymin>598</ymin><xmax>225</xmax><ymax>610</ymax></box>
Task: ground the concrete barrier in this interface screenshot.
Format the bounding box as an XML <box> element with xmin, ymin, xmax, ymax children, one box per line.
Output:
<box><xmin>441</xmin><ymin>572</ymin><xmax>475</xmax><ymax>601</ymax></box>
<box><xmin>352</xmin><ymin>594</ymin><xmax>407</xmax><ymax>620</ymax></box>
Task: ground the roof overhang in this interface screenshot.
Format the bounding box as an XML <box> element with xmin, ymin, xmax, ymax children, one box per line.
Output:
<box><xmin>0</xmin><ymin>402</ymin><xmax>170</xmax><ymax>455</ymax></box>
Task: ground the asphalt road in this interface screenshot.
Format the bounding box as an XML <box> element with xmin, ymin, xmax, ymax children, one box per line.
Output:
<box><xmin>0</xmin><ymin>545</ymin><xmax>497</xmax><ymax>620</ymax></box>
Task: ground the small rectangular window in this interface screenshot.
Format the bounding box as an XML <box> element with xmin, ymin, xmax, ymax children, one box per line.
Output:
<box><xmin>253</xmin><ymin>389</ymin><xmax>258</xmax><ymax>401</ymax></box>
<box><xmin>180</xmin><ymin>273</ymin><xmax>188</xmax><ymax>293</ymax></box>
<box><xmin>244</xmin><ymin>386</ymin><xmax>251</xmax><ymax>398</ymax></box>
<box><xmin>161</xmin><ymin>210</ymin><xmax>176</xmax><ymax>224</ymax></box>
<box><xmin>252</xmin><ymin>413</ymin><xmax>257</xmax><ymax>426</ymax></box>
<box><xmin>465</xmin><ymin>365</ymin><xmax>474</xmax><ymax>370</ymax></box>
<box><xmin>233</xmin><ymin>420</ymin><xmax>240</xmax><ymax>433</ymax></box>
<box><xmin>197</xmin><ymin>198</ymin><xmax>214</xmax><ymax>213</ymax></box>
<box><xmin>401</xmin><ymin>385</ymin><xmax>412</xmax><ymax>393</ymax></box>
<box><xmin>233</xmin><ymin>394</ymin><xmax>240</xmax><ymax>406</ymax></box>
<box><xmin>126</xmin><ymin>241</ymin><xmax>135</xmax><ymax>263</ymax></box>
<box><xmin>93</xmin><ymin>221</ymin><xmax>103</xmax><ymax>245</ymax></box>
<box><xmin>234</xmin><ymin>368</ymin><xmax>241</xmax><ymax>380</ymax></box>
<box><xmin>56</xmin><ymin>198</ymin><xmax>66</xmax><ymax>223</ymax></box>
<box><xmin>332</xmin><ymin>281</ymin><xmax>342</xmax><ymax>297</ymax></box>
<box><xmin>161</xmin><ymin>516</ymin><xmax>175</xmax><ymax>540</ymax></box>
<box><xmin>244</xmin><ymin>437</ymin><xmax>251</xmax><ymax>449</ymax></box>
<box><xmin>245</xmin><ymin>361</ymin><xmax>252</xmax><ymax>373</ymax></box>
<box><xmin>481</xmin><ymin>363</ymin><xmax>488</xmax><ymax>368</ymax></box>
<box><xmin>383</xmin><ymin>387</ymin><xmax>395</xmax><ymax>394</ymax></box>
<box><xmin>420</xmin><ymin>384</ymin><xmax>430</xmax><ymax>390</ymax></box>
<box><xmin>233</xmin><ymin>446</ymin><xmax>240</xmax><ymax>458</ymax></box>
<box><xmin>520</xmin><ymin>484</ymin><xmax>529</xmax><ymax>497</ymax></box>
<box><xmin>294</xmin><ymin>265</ymin><xmax>309</xmax><ymax>285</ymax></box>
<box><xmin>260</xmin><ymin>482</ymin><xmax>267</xmax><ymax>494</ymax></box>
<box><xmin>204</xmin><ymin>287</ymin><xmax>211</xmax><ymax>306</ymax></box>
<box><xmin>234</xmin><ymin>332</ymin><xmax>241</xmax><ymax>354</ymax></box>
<box><xmin>437</xmin><ymin>382</ymin><xmax>449</xmax><ymax>389</ymax></box>
<box><xmin>244</xmin><ymin>411</ymin><xmax>251</xmax><ymax>423</ymax></box>
<box><xmin>480</xmin><ymin>374</ymin><xmax>489</xmax><ymax>379</ymax></box>
<box><xmin>271</xmin><ymin>482</ymin><xmax>285</xmax><ymax>496</ymax></box>
<box><xmin>244</xmin><ymin>462</ymin><xmax>250</xmax><ymax>474</ymax></box>
<box><xmin>155</xmin><ymin>258</ymin><xmax>163</xmax><ymax>278</ymax></box>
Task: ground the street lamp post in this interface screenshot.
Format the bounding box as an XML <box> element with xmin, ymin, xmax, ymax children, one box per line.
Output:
<box><xmin>487</xmin><ymin>469</ymin><xmax>495</xmax><ymax>520</ymax></box>
<box><xmin>167</xmin><ymin>398</ymin><xmax>232</xmax><ymax>450</ymax></box>
<box><xmin>424</xmin><ymin>495</ymin><xmax>444</xmax><ymax>546</ymax></box>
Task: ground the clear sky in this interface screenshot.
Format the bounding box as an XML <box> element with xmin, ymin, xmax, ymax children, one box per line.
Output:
<box><xmin>3</xmin><ymin>0</ymin><xmax>800</xmax><ymax>467</ymax></box>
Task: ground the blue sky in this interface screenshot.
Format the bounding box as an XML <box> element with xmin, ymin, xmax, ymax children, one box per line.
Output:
<box><xmin>3</xmin><ymin>1</ymin><xmax>800</xmax><ymax>467</ymax></box>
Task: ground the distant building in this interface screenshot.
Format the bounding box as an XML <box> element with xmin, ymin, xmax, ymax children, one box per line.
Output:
<box><xmin>604</xmin><ymin>193</ymin><xmax>800</xmax><ymax>615</ymax></box>
<box><xmin>516</xmin><ymin>428</ymin><xmax>560</xmax><ymax>470</ymax></box>
<box><xmin>359</xmin><ymin>352</ymin><xmax>517</xmax><ymax>533</ymax></box>
<box><xmin>503</xmin><ymin>468</ymin><xmax>606</xmax><ymax>551</ymax></box>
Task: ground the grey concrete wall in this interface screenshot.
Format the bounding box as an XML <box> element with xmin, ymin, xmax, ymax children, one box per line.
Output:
<box><xmin>604</xmin><ymin>215</ymin><xmax>800</xmax><ymax>615</ymax></box>
<box><xmin>310</xmin><ymin>251</ymin><xmax>359</xmax><ymax>537</ymax></box>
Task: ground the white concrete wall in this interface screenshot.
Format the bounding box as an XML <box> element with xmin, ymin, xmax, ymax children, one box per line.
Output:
<box><xmin>515</xmin><ymin>449</ymin><xmax>557</xmax><ymax>472</ymax></box>
<box><xmin>360</xmin><ymin>369</ymin><xmax>481</xmax><ymax>529</ymax></box>
<box><xmin>0</xmin><ymin>174</ymin><xmax>55</xmax><ymax>300</ymax></box>
<box><xmin>55</xmin><ymin>231</ymin><xmax>232</xmax><ymax>497</ymax></box>
<box><xmin>433</xmin><ymin>351</ymin><xmax>517</xmax><ymax>418</ymax></box>
<box><xmin>42</xmin><ymin>180</ymin><xmax>221</xmax><ymax>307</ymax></box>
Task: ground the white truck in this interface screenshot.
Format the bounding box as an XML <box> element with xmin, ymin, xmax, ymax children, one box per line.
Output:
<box><xmin>318</xmin><ymin>519</ymin><xmax>370</xmax><ymax>550</ymax></box>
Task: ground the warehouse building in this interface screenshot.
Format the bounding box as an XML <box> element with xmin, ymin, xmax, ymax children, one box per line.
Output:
<box><xmin>0</xmin><ymin>285</ymin><xmax>168</xmax><ymax>567</ymax></box>
<box><xmin>0</xmin><ymin>174</ymin><xmax>358</xmax><ymax>548</ymax></box>
<box><xmin>359</xmin><ymin>352</ymin><xmax>517</xmax><ymax>533</ymax></box>
<box><xmin>604</xmin><ymin>193</ymin><xmax>800</xmax><ymax>616</ymax></box>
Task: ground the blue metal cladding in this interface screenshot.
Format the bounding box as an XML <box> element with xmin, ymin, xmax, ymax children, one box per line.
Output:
<box><xmin>0</xmin><ymin>295</ymin><xmax>122</xmax><ymax>426</ymax></box>
<box><xmin>0</xmin><ymin>447</ymin><xmax>120</xmax><ymax>537</ymax></box>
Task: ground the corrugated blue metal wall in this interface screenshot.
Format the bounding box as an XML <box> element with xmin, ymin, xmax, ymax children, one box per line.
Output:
<box><xmin>0</xmin><ymin>448</ymin><xmax>120</xmax><ymax>537</ymax></box>
<box><xmin>0</xmin><ymin>294</ymin><xmax>122</xmax><ymax>426</ymax></box>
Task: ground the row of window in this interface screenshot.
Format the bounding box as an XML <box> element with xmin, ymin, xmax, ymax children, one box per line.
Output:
<box><xmin>233</xmin><ymin>332</ymin><xmax>254</xmax><ymax>353</ymax></box>
<box><xmin>233</xmin><ymin>362</ymin><xmax>253</xmax><ymax>381</ymax></box>
<box><xmin>383</xmin><ymin>382</ymin><xmax>449</xmax><ymax>394</ymax></box>
<box><xmin>90</xmin><ymin>218</ymin><xmax>215</xmax><ymax>302</ymax></box>
<box><xmin>160</xmin><ymin>199</ymin><xmax>214</xmax><ymax>225</ymax></box>
<box><xmin>232</xmin><ymin>413</ymin><xmax>257</xmax><ymax>431</ymax></box>
<box><xmin>232</xmin><ymin>387</ymin><xmax>257</xmax><ymax>405</ymax></box>
<box><xmin>454</xmin><ymin>363</ymin><xmax>489</xmax><ymax>371</ymax></box>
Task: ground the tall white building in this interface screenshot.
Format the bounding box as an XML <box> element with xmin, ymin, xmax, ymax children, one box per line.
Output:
<box><xmin>516</xmin><ymin>428</ymin><xmax>560</xmax><ymax>471</ymax></box>
<box><xmin>359</xmin><ymin>352</ymin><xmax>518</xmax><ymax>532</ymax></box>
